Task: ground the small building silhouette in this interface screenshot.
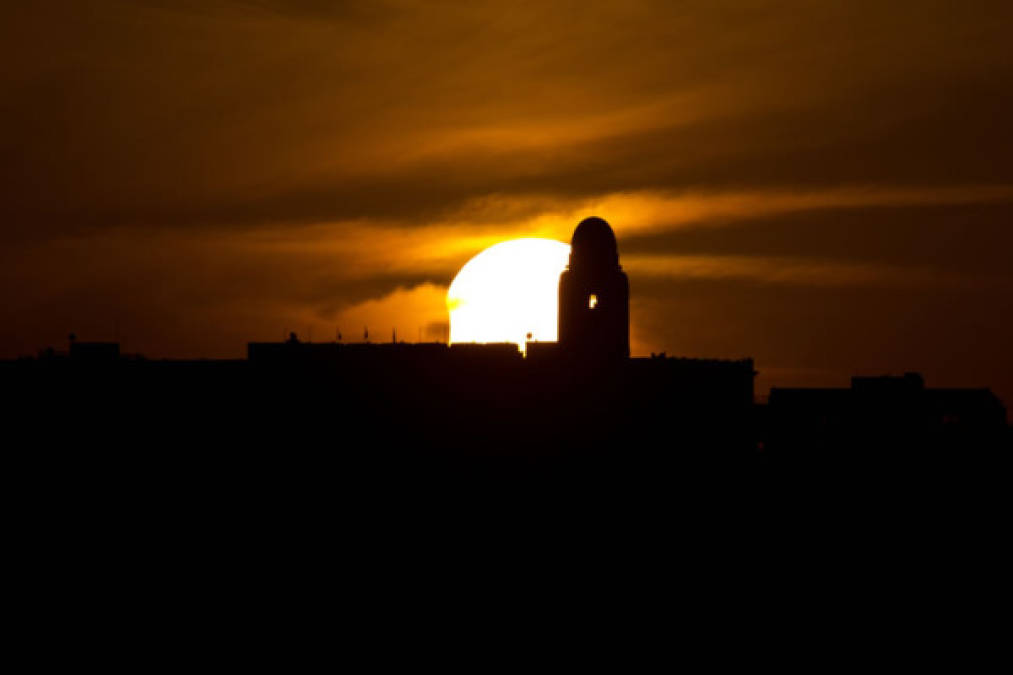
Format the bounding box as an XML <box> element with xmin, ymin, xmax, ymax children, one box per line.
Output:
<box><xmin>766</xmin><ymin>373</ymin><xmax>1007</xmax><ymax>455</ymax></box>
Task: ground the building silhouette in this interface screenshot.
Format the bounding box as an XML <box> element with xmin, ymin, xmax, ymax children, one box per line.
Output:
<box><xmin>765</xmin><ymin>372</ymin><xmax>1008</xmax><ymax>457</ymax></box>
<box><xmin>246</xmin><ymin>217</ymin><xmax>757</xmax><ymax>460</ymax></box>
<box><xmin>3</xmin><ymin>215</ymin><xmax>1007</xmax><ymax>615</ymax></box>
<box><xmin>1</xmin><ymin>216</ymin><xmax>1008</xmax><ymax>492</ymax></box>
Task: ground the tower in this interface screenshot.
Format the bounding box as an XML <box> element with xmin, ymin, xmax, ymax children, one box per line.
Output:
<box><xmin>558</xmin><ymin>217</ymin><xmax>630</xmax><ymax>360</ymax></box>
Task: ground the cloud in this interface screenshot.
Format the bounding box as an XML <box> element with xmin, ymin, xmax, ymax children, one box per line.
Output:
<box><xmin>625</xmin><ymin>254</ymin><xmax>985</xmax><ymax>290</ymax></box>
<box><xmin>4</xmin><ymin>1</ymin><xmax>1013</xmax><ymax>237</ymax></box>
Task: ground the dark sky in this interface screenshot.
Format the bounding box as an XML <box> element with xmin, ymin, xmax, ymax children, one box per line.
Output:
<box><xmin>2</xmin><ymin>1</ymin><xmax>1012</xmax><ymax>404</ymax></box>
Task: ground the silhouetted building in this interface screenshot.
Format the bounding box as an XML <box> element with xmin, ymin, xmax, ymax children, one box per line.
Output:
<box><xmin>248</xmin><ymin>339</ymin><xmax>521</xmax><ymax>369</ymax></box>
<box><xmin>4</xmin><ymin>217</ymin><xmax>1006</xmax><ymax>490</ymax></box>
<box><xmin>240</xmin><ymin>217</ymin><xmax>755</xmax><ymax>457</ymax></box>
<box><xmin>625</xmin><ymin>355</ymin><xmax>756</xmax><ymax>457</ymax></box>
<box><xmin>524</xmin><ymin>341</ymin><xmax>562</xmax><ymax>363</ymax></box>
<box><xmin>5</xmin><ymin>215</ymin><xmax>1011</xmax><ymax>591</ymax></box>
<box><xmin>766</xmin><ymin>373</ymin><xmax>1007</xmax><ymax>455</ymax></box>
<box><xmin>558</xmin><ymin>217</ymin><xmax>630</xmax><ymax>361</ymax></box>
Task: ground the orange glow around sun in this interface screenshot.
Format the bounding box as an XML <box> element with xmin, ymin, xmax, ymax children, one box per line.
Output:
<box><xmin>447</xmin><ymin>238</ymin><xmax>570</xmax><ymax>352</ymax></box>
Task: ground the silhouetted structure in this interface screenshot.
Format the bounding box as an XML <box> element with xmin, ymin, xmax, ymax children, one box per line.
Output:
<box><xmin>247</xmin><ymin>217</ymin><xmax>755</xmax><ymax>459</ymax></box>
<box><xmin>1</xmin><ymin>217</ymin><xmax>1007</xmax><ymax>505</ymax></box>
<box><xmin>766</xmin><ymin>373</ymin><xmax>1008</xmax><ymax>458</ymax></box>
<box><xmin>558</xmin><ymin>217</ymin><xmax>630</xmax><ymax>361</ymax></box>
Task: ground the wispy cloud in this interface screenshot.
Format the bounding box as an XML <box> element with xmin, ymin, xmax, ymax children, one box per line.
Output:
<box><xmin>625</xmin><ymin>253</ymin><xmax>1004</xmax><ymax>290</ymax></box>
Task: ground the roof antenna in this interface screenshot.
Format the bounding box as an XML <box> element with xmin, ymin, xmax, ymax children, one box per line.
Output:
<box><xmin>392</xmin><ymin>327</ymin><xmax>397</xmax><ymax>344</ymax></box>
<box><xmin>337</xmin><ymin>327</ymin><xmax>342</xmax><ymax>342</ymax></box>
<box><xmin>364</xmin><ymin>326</ymin><xmax>369</xmax><ymax>342</ymax></box>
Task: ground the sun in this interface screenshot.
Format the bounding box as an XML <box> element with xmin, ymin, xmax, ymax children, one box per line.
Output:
<box><xmin>447</xmin><ymin>238</ymin><xmax>570</xmax><ymax>352</ymax></box>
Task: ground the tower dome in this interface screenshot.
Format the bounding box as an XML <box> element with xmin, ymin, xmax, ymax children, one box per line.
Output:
<box><xmin>570</xmin><ymin>217</ymin><xmax>619</xmax><ymax>269</ymax></box>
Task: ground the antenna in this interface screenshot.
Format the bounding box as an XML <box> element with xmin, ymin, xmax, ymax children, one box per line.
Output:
<box><xmin>364</xmin><ymin>326</ymin><xmax>368</xmax><ymax>342</ymax></box>
<box><xmin>337</xmin><ymin>327</ymin><xmax>342</xmax><ymax>342</ymax></box>
<box><xmin>392</xmin><ymin>327</ymin><xmax>397</xmax><ymax>343</ymax></box>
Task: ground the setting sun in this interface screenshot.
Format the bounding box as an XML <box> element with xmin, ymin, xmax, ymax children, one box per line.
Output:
<box><xmin>447</xmin><ymin>238</ymin><xmax>570</xmax><ymax>351</ymax></box>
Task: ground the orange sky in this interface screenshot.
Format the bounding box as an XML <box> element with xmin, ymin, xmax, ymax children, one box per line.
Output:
<box><xmin>2</xmin><ymin>1</ymin><xmax>1012</xmax><ymax>405</ymax></box>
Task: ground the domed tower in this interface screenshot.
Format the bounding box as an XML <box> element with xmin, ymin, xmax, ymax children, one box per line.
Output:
<box><xmin>558</xmin><ymin>217</ymin><xmax>630</xmax><ymax>360</ymax></box>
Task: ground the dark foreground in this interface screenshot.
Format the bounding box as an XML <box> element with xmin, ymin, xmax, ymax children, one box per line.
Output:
<box><xmin>4</xmin><ymin>354</ymin><xmax>1010</xmax><ymax>666</ymax></box>
<box><xmin>5</xmin><ymin>354</ymin><xmax>1008</xmax><ymax>508</ymax></box>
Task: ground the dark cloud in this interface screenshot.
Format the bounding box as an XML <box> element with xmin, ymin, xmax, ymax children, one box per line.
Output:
<box><xmin>4</xmin><ymin>1</ymin><xmax>1013</xmax><ymax>236</ymax></box>
<box><xmin>622</xmin><ymin>203</ymin><xmax>1013</xmax><ymax>274</ymax></box>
